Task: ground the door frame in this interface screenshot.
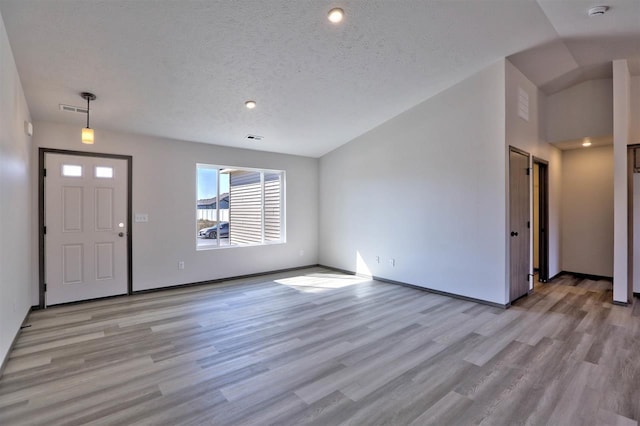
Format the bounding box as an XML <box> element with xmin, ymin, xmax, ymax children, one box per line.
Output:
<box><xmin>628</xmin><ymin>145</ymin><xmax>636</xmax><ymax>303</ymax></box>
<box><xmin>38</xmin><ymin>148</ymin><xmax>133</xmax><ymax>308</ymax></box>
<box><xmin>533</xmin><ymin>157</ymin><xmax>549</xmax><ymax>283</ymax></box>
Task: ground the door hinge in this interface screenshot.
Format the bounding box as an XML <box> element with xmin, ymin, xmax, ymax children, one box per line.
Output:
<box><xmin>527</xmin><ymin>221</ymin><xmax>530</xmax><ymax>229</ymax></box>
<box><xmin>44</xmin><ymin>226</ymin><xmax>47</xmax><ymax>234</ymax></box>
<box><xmin>43</xmin><ymin>168</ymin><xmax>46</xmax><ymax>177</ymax></box>
<box><xmin>526</xmin><ymin>168</ymin><xmax>531</xmax><ymax>176</ymax></box>
<box><xmin>44</xmin><ymin>283</ymin><xmax>47</xmax><ymax>292</ymax></box>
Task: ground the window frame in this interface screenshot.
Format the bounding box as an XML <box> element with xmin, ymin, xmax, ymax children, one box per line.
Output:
<box><xmin>196</xmin><ymin>163</ymin><xmax>286</xmax><ymax>250</ymax></box>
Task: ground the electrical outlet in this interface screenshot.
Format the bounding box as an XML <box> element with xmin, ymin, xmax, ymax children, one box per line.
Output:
<box><xmin>178</xmin><ymin>261</ymin><xmax>185</xmax><ymax>270</ymax></box>
<box><xmin>299</xmin><ymin>250</ymin><xmax>304</xmax><ymax>257</ymax></box>
<box><xmin>376</xmin><ymin>256</ymin><xmax>380</xmax><ymax>264</ymax></box>
<box><xmin>389</xmin><ymin>258</ymin><xmax>395</xmax><ymax>267</ymax></box>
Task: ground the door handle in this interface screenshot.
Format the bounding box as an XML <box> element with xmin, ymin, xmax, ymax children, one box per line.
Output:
<box><xmin>117</xmin><ymin>222</ymin><xmax>126</xmax><ymax>238</ymax></box>
<box><xmin>510</xmin><ymin>231</ymin><xmax>518</xmax><ymax>237</ymax></box>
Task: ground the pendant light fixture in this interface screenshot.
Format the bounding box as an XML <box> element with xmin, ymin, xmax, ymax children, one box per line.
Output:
<box><xmin>80</xmin><ymin>92</ymin><xmax>96</xmax><ymax>144</ymax></box>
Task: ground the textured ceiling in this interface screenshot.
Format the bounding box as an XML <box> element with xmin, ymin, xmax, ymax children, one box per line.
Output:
<box><xmin>0</xmin><ymin>0</ymin><xmax>638</xmax><ymax>157</ymax></box>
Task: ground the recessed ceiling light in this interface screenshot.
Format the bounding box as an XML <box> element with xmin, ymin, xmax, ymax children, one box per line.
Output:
<box><xmin>328</xmin><ymin>8</ymin><xmax>344</xmax><ymax>23</ymax></box>
<box><xmin>582</xmin><ymin>140</ymin><xmax>592</xmax><ymax>147</ymax></box>
<box><xmin>245</xmin><ymin>100</ymin><xmax>256</xmax><ymax>109</ymax></box>
<box><xmin>588</xmin><ymin>6</ymin><xmax>608</xmax><ymax>17</ymax></box>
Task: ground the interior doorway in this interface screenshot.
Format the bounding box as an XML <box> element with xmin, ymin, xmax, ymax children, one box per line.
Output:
<box><xmin>533</xmin><ymin>158</ymin><xmax>549</xmax><ymax>284</ymax></box>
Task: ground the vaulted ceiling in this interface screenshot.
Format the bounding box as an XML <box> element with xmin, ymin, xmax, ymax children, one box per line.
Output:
<box><xmin>1</xmin><ymin>0</ymin><xmax>638</xmax><ymax>157</ymax></box>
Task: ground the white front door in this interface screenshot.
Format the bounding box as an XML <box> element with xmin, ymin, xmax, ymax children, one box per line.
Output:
<box><xmin>45</xmin><ymin>153</ymin><xmax>129</xmax><ymax>305</ymax></box>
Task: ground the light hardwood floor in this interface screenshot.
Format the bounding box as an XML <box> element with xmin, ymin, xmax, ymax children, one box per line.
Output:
<box><xmin>0</xmin><ymin>267</ymin><xmax>638</xmax><ymax>425</ymax></box>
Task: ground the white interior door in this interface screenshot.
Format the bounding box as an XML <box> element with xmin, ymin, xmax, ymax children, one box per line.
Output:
<box><xmin>45</xmin><ymin>153</ymin><xmax>128</xmax><ymax>305</ymax></box>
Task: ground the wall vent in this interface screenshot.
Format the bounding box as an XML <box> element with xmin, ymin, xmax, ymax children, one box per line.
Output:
<box><xmin>245</xmin><ymin>134</ymin><xmax>264</xmax><ymax>141</ymax></box>
<box><xmin>59</xmin><ymin>104</ymin><xmax>88</xmax><ymax>114</ymax></box>
<box><xmin>588</xmin><ymin>6</ymin><xmax>608</xmax><ymax>17</ymax></box>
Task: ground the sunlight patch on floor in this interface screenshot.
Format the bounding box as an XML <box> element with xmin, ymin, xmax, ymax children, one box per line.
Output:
<box><xmin>274</xmin><ymin>273</ymin><xmax>370</xmax><ymax>293</ymax></box>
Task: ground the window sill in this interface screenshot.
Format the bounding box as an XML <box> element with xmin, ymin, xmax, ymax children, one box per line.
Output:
<box><xmin>196</xmin><ymin>240</ymin><xmax>286</xmax><ymax>251</ymax></box>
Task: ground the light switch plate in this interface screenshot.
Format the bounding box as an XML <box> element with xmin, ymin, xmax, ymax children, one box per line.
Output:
<box><xmin>135</xmin><ymin>213</ymin><xmax>149</xmax><ymax>223</ymax></box>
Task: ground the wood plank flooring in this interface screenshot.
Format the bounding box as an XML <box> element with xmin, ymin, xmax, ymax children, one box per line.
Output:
<box><xmin>0</xmin><ymin>267</ymin><xmax>638</xmax><ymax>425</ymax></box>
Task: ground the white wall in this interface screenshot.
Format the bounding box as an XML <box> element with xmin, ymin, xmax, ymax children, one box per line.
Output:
<box><xmin>546</xmin><ymin>78</ymin><xmax>613</xmax><ymax>143</ymax></box>
<box><xmin>31</xmin><ymin>122</ymin><xmax>319</xmax><ymax>301</ymax></box>
<box><xmin>548</xmin><ymin>147</ymin><xmax>562</xmax><ymax>276</ymax></box>
<box><xmin>632</xmin><ymin>76</ymin><xmax>640</xmax><ymax>145</ymax></box>
<box><xmin>505</xmin><ymin>60</ymin><xmax>562</xmax><ymax>281</ymax></box>
<box><xmin>631</xmin><ymin>76</ymin><xmax>640</xmax><ymax>293</ymax></box>
<box><xmin>633</xmin><ymin>173</ymin><xmax>640</xmax><ymax>293</ymax></box>
<box><xmin>533</xmin><ymin>163</ymin><xmax>539</xmax><ymax>269</ymax></box>
<box><xmin>561</xmin><ymin>146</ymin><xmax>614</xmax><ymax>277</ymax></box>
<box><xmin>319</xmin><ymin>60</ymin><xmax>508</xmax><ymax>305</ymax></box>
<box><xmin>613</xmin><ymin>60</ymin><xmax>631</xmax><ymax>303</ymax></box>
<box><xmin>0</xmin><ymin>10</ymin><xmax>32</xmax><ymax>366</ymax></box>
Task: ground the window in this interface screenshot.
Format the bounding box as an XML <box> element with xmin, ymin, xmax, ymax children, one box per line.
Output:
<box><xmin>62</xmin><ymin>164</ymin><xmax>82</xmax><ymax>177</ymax></box>
<box><xmin>196</xmin><ymin>164</ymin><xmax>284</xmax><ymax>249</ymax></box>
<box><xmin>95</xmin><ymin>166</ymin><xmax>113</xmax><ymax>178</ymax></box>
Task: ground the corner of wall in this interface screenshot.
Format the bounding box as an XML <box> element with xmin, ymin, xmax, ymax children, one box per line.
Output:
<box><xmin>612</xmin><ymin>59</ymin><xmax>631</xmax><ymax>303</ymax></box>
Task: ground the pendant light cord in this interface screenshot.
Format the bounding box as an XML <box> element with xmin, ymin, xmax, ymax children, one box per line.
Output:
<box><xmin>86</xmin><ymin>96</ymin><xmax>90</xmax><ymax>128</ymax></box>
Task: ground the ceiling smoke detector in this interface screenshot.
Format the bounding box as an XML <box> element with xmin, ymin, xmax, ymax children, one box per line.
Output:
<box><xmin>588</xmin><ymin>6</ymin><xmax>609</xmax><ymax>16</ymax></box>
